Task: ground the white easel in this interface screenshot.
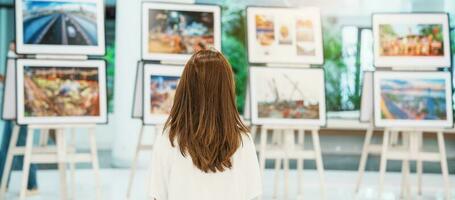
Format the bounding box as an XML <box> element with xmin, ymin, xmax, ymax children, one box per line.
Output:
<box><xmin>0</xmin><ymin>123</ymin><xmax>101</xmax><ymax>200</ymax></box>
<box><xmin>377</xmin><ymin>127</ymin><xmax>451</xmax><ymax>199</ymax></box>
<box><xmin>126</xmin><ymin>124</ymin><xmax>162</xmax><ymax>200</ymax></box>
<box><xmin>258</xmin><ymin>125</ymin><xmax>325</xmax><ymax>200</ymax></box>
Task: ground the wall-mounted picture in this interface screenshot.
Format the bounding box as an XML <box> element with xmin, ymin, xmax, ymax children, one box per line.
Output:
<box><xmin>15</xmin><ymin>0</ymin><xmax>105</xmax><ymax>55</ymax></box>
<box><xmin>247</xmin><ymin>7</ymin><xmax>323</xmax><ymax>65</ymax></box>
<box><xmin>142</xmin><ymin>2</ymin><xmax>221</xmax><ymax>62</ymax></box>
<box><xmin>249</xmin><ymin>67</ymin><xmax>326</xmax><ymax>126</ymax></box>
<box><xmin>373</xmin><ymin>13</ymin><xmax>451</xmax><ymax>68</ymax></box>
<box><xmin>16</xmin><ymin>59</ymin><xmax>107</xmax><ymax>124</ymax></box>
<box><xmin>143</xmin><ymin>65</ymin><xmax>183</xmax><ymax>125</ymax></box>
<box><xmin>373</xmin><ymin>71</ymin><xmax>453</xmax><ymax>128</ymax></box>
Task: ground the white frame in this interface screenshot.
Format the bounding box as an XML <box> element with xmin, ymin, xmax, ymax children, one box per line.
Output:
<box><xmin>246</xmin><ymin>7</ymin><xmax>324</xmax><ymax>65</ymax></box>
<box><xmin>373</xmin><ymin>71</ymin><xmax>453</xmax><ymax>128</ymax></box>
<box><xmin>249</xmin><ymin>66</ymin><xmax>326</xmax><ymax>126</ymax></box>
<box><xmin>141</xmin><ymin>2</ymin><xmax>221</xmax><ymax>62</ymax></box>
<box><xmin>15</xmin><ymin>0</ymin><xmax>106</xmax><ymax>55</ymax></box>
<box><xmin>16</xmin><ymin>59</ymin><xmax>108</xmax><ymax>124</ymax></box>
<box><xmin>143</xmin><ymin>64</ymin><xmax>184</xmax><ymax>125</ymax></box>
<box><xmin>372</xmin><ymin>13</ymin><xmax>451</xmax><ymax>68</ymax></box>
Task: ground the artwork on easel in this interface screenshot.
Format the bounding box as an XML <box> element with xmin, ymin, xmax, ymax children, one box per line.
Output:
<box><xmin>141</xmin><ymin>2</ymin><xmax>221</xmax><ymax>62</ymax></box>
<box><xmin>2</xmin><ymin>58</ymin><xmax>17</xmax><ymax>120</ymax></box>
<box><xmin>246</xmin><ymin>7</ymin><xmax>324</xmax><ymax>65</ymax></box>
<box><xmin>249</xmin><ymin>66</ymin><xmax>326</xmax><ymax>126</ymax></box>
<box><xmin>372</xmin><ymin>13</ymin><xmax>451</xmax><ymax>68</ymax></box>
<box><xmin>143</xmin><ymin>64</ymin><xmax>183</xmax><ymax>125</ymax></box>
<box><xmin>15</xmin><ymin>0</ymin><xmax>106</xmax><ymax>55</ymax></box>
<box><xmin>360</xmin><ymin>71</ymin><xmax>373</xmax><ymax>122</ymax></box>
<box><xmin>373</xmin><ymin>71</ymin><xmax>453</xmax><ymax>128</ymax></box>
<box><xmin>16</xmin><ymin>59</ymin><xmax>108</xmax><ymax>124</ymax></box>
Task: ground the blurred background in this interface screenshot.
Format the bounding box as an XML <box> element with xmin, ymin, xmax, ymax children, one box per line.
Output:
<box><xmin>0</xmin><ymin>0</ymin><xmax>454</xmax><ymax>176</ymax></box>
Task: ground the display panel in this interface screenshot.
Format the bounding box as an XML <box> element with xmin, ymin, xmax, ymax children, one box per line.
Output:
<box><xmin>373</xmin><ymin>71</ymin><xmax>453</xmax><ymax>128</ymax></box>
<box><xmin>360</xmin><ymin>71</ymin><xmax>373</xmax><ymax>122</ymax></box>
<box><xmin>372</xmin><ymin>13</ymin><xmax>451</xmax><ymax>68</ymax></box>
<box><xmin>143</xmin><ymin>64</ymin><xmax>183</xmax><ymax>125</ymax></box>
<box><xmin>249</xmin><ymin>66</ymin><xmax>326</xmax><ymax>126</ymax></box>
<box><xmin>2</xmin><ymin>58</ymin><xmax>17</xmax><ymax>120</ymax></box>
<box><xmin>246</xmin><ymin>7</ymin><xmax>323</xmax><ymax>65</ymax></box>
<box><xmin>141</xmin><ymin>3</ymin><xmax>221</xmax><ymax>62</ymax></box>
<box><xmin>16</xmin><ymin>59</ymin><xmax>107</xmax><ymax>124</ymax></box>
<box><xmin>15</xmin><ymin>0</ymin><xmax>105</xmax><ymax>55</ymax></box>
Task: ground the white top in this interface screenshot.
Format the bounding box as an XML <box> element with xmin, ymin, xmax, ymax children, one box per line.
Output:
<box><xmin>148</xmin><ymin>132</ymin><xmax>262</xmax><ymax>200</ymax></box>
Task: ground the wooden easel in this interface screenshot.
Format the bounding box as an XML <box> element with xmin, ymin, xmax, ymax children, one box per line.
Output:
<box><xmin>126</xmin><ymin>124</ymin><xmax>162</xmax><ymax>200</ymax></box>
<box><xmin>377</xmin><ymin>128</ymin><xmax>451</xmax><ymax>199</ymax></box>
<box><xmin>258</xmin><ymin>125</ymin><xmax>325</xmax><ymax>200</ymax></box>
<box><xmin>0</xmin><ymin>123</ymin><xmax>101</xmax><ymax>200</ymax></box>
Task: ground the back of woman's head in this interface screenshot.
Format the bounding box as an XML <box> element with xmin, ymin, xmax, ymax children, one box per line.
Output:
<box><xmin>165</xmin><ymin>49</ymin><xmax>248</xmax><ymax>173</ymax></box>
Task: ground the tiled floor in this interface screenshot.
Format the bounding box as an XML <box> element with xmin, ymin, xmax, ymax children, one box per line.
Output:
<box><xmin>4</xmin><ymin>169</ymin><xmax>455</xmax><ymax>200</ymax></box>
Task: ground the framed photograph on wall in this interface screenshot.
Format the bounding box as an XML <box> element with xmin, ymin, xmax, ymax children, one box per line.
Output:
<box><xmin>143</xmin><ymin>64</ymin><xmax>183</xmax><ymax>125</ymax></box>
<box><xmin>246</xmin><ymin>7</ymin><xmax>324</xmax><ymax>65</ymax></box>
<box><xmin>372</xmin><ymin>13</ymin><xmax>451</xmax><ymax>68</ymax></box>
<box><xmin>16</xmin><ymin>59</ymin><xmax>107</xmax><ymax>124</ymax></box>
<box><xmin>141</xmin><ymin>2</ymin><xmax>221</xmax><ymax>62</ymax></box>
<box><xmin>249</xmin><ymin>66</ymin><xmax>326</xmax><ymax>126</ymax></box>
<box><xmin>15</xmin><ymin>0</ymin><xmax>106</xmax><ymax>55</ymax></box>
<box><xmin>373</xmin><ymin>71</ymin><xmax>453</xmax><ymax>128</ymax></box>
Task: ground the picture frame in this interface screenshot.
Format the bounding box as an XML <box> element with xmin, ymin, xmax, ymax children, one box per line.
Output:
<box><xmin>249</xmin><ymin>66</ymin><xmax>326</xmax><ymax>126</ymax></box>
<box><xmin>143</xmin><ymin>64</ymin><xmax>184</xmax><ymax>125</ymax></box>
<box><xmin>373</xmin><ymin>71</ymin><xmax>453</xmax><ymax>128</ymax></box>
<box><xmin>246</xmin><ymin>6</ymin><xmax>324</xmax><ymax>65</ymax></box>
<box><xmin>15</xmin><ymin>0</ymin><xmax>106</xmax><ymax>55</ymax></box>
<box><xmin>372</xmin><ymin>13</ymin><xmax>451</xmax><ymax>68</ymax></box>
<box><xmin>16</xmin><ymin>59</ymin><xmax>108</xmax><ymax>124</ymax></box>
<box><xmin>141</xmin><ymin>2</ymin><xmax>221</xmax><ymax>62</ymax></box>
<box><xmin>359</xmin><ymin>71</ymin><xmax>373</xmax><ymax>122</ymax></box>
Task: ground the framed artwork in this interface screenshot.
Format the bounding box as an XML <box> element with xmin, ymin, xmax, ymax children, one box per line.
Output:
<box><xmin>373</xmin><ymin>71</ymin><xmax>453</xmax><ymax>128</ymax></box>
<box><xmin>372</xmin><ymin>13</ymin><xmax>451</xmax><ymax>68</ymax></box>
<box><xmin>15</xmin><ymin>0</ymin><xmax>105</xmax><ymax>55</ymax></box>
<box><xmin>16</xmin><ymin>59</ymin><xmax>107</xmax><ymax>124</ymax></box>
<box><xmin>141</xmin><ymin>2</ymin><xmax>221</xmax><ymax>62</ymax></box>
<box><xmin>360</xmin><ymin>71</ymin><xmax>373</xmax><ymax>122</ymax></box>
<box><xmin>143</xmin><ymin>64</ymin><xmax>183</xmax><ymax>125</ymax></box>
<box><xmin>246</xmin><ymin>7</ymin><xmax>323</xmax><ymax>65</ymax></box>
<box><xmin>249</xmin><ymin>66</ymin><xmax>326</xmax><ymax>126</ymax></box>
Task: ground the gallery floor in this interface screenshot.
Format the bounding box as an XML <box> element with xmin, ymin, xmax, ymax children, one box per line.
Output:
<box><xmin>3</xmin><ymin>168</ymin><xmax>454</xmax><ymax>200</ymax></box>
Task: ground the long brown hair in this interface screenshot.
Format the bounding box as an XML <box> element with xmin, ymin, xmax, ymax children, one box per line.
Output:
<box><xmin>164</xmin><ymin>49</ymin><xmax>249</xmax><ymax>173</ymax></box>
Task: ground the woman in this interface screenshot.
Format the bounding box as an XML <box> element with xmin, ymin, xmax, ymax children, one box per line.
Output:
<box><xmin>148</xmin><ymin>49</ymin><xmax>262</xmax><ymax>200</ymax></box>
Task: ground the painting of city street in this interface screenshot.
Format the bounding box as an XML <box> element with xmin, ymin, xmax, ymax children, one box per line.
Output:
<box><xmin>252</xmin><ymin>68</ymin><xmax>324</xmax><ymax>121</ymax></box>
<box><xmin>22</xmin><ymin>0</ymin><xmax>99</xmax><ymax>46</ymax></box>
<box><xmin>23</xmin><ymin>66</ymin><xmax>101</xmax><ymax>117</ymax></box>
<box><xmin>379</xmin><ymin>77</ymin><xmax>448</xmax><ymax>121</ymax></box>
<box><xmin>149</xmin><ymin>75</ymin><xmax>180</xmax><ymax>115</ymax></box>
<box><xmin>379</xmin><ymin>23</ymin><xmax>444</xmax><ymax>56</ymax></box>
<box><xmin>147</xmin><ymin>9</ymin><xmax>215</xmax><ymax>54</ymax></box>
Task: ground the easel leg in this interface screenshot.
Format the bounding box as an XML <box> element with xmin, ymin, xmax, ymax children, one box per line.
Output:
<box><xmin>69</xmin><ymin>128</ymin><xmax>76</xmax><ymax>200</ymax></box>
<box><xmin>250</xmin><ymin>125</ymin><xmax>257</xmax><ymax>142</ymax></box>
<box><xmin>56</xmin><ymin>129</ymin><xmax>68</xmax><ymax>200</ymax></box>
<box><xmin>436</xmin><ymin>131</ymin><xmax>451</xmax><ymax>200</ymax></box>
<box><xmin>88</xmin><ymin>128</ymin><xmax>101</xmax><ymax>200</ymax></box>
<box><xmin>126</xmin><ymin>125</ymin><xmax>145</xmax><ymax>199</ymax></box>
<box><xmin>19</xmin><ymin>128</ymin><xmax>34</xmax><ymax>200</ymax></box>
<box><xmin>272</xmin><ymin>158</ymin><xmax>281</xmax><ymax>200</ymax></box>
<box><xmin>0</xmin><ymin>124</ymin><xmax>20</xmax><ymax>196</ymax></box>
<box><xmin>259</xmin><ymin>128</ymin><xmax>267</xmax><ymax>176</ymax></box>
<box><xmin>378</xmin><ymin>129</ymin><xmax>390</xmax><ymax>199</ymax></box>
<box><xmin>416</xmin><ymin>132</ymin><xmax>423</xmax><ymax>196</ymax></box>
<box><xmin>297</xmin><ymin>130</ymin><xmax>305</xmax><ymax>199</ymax></box>
<box><xmin>355</xmin><ymin>128</ymin><xmax>373</xmax><ymax>193</ymax></box>
<box><xmin>283</xmin><ymin>157</ymin><xmax>289</xmax><ymax>200</ymax></box>
<box><xmin>311</xmin><ymin>129</ymin><xmax>325</xmax><ymax>199</ymax></box>
<box><xmin>400</xmin><ymin>159</ymin><xmax>410</xmax><ymax>199</ymax></box>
